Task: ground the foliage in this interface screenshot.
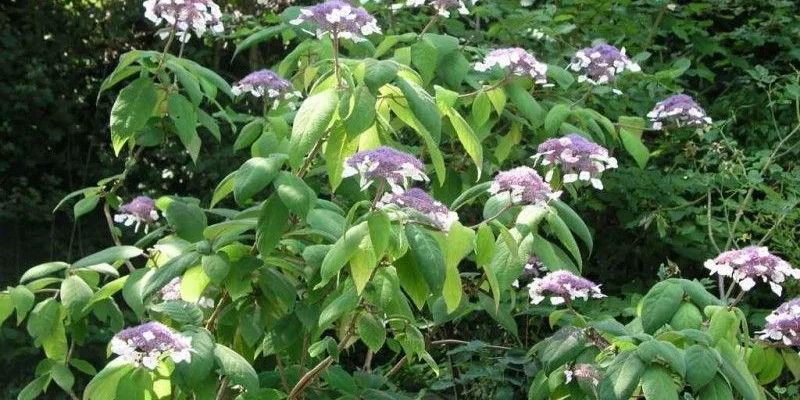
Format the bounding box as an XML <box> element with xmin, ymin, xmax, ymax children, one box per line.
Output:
<box><xmin>3</xmin><ymin>0</ymin><xmax>800</xmax><ymax>399</ymax></box>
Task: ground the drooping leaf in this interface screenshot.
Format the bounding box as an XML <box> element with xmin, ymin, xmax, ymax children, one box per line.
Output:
<box><xmin>109</xmin><ymin>76</ymin><xmax>158</xmax><ymax>155</ymax></box>
<box><xmin>288</xmin><ymin>88</ymin><xmax>338</xmax><ymax>169</ymax></box>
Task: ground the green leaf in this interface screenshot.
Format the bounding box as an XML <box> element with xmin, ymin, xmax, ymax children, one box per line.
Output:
<box><xmin>505</xmin><ymin>83</ymin><xmax>545</xmax><ymax>128</ymax></box>
<box><xmin>60</xmin><ymin>276</ymin><xmax>93</xmax><ymax>319</ymax></box>
<box><xmin>716</xmin><ymin>339</ymin><xmax>759</xmax><ymax>400</ymax></box>
<box><xmin>27</xmin><ymin>299</ymin><xmax>68</xmax><ymax>359</ymax></box>
<box><xmin>550</xmin><ymin>200</ymin><xmax>593</xmax><ymax>254</ymax></box>
<box><xmin>405</xmin><ymin>224</ymin><xmax>446</xmax><ymax>295</ymax></box>
<box><xmin>475</xmin><ymin>224</ymin><xmax>495</xmax><ymax>266</ymax></box>
<box><xmin>441</xmin><ymin>222</ymin><xmax>473</xmax><ymax>312</ymax></box>
<box><xmin>202</xmin><ymin>254</ymin><xmax>231</xmax><ymax>286</ymax></box>
<box><xmin>546</xmin><ymin>211</ymin><xmax>582</xmax><ymax>269</ymax></box>
<box><xmin>448</xmin><ymin>183</ymin><xmax>489</xmax><ymax>213</ymax></box>
<box><xmin>211</xmin><ymin>172</ymin><xmax>236</xmax><ymax>208</ymax></box>
<box><xmin>324</xmin><ymin>124</ymin><xmax>359</xmax><ymax>191</ymax></box>
<box><xmin>619</xmin><ymin>116</ymin><xmax>649</xmax><ymax>168</ymax></box>
<box><xmin>540</xmin><ymin>328</ymin><xmax>586</xmax><ymax>371</ymax></box>
<box><xmin>168</xmin><ymin>93</ymin><xmax>201</xmax><ymax>162</ymax></box>
<box><xmin>783</xmin><ymin>350</ymin><xmax>800</xmax><ymax>381</ymax></box>
<box><xmin>636</xmin><ymin>340</ymin><xmax>685</xmax><ymax>377</ymax></box>
<box><xmin>358</xmin><ymin>313</ymin><xmax>386</xmax><ymax>352</ymax></box>
<box><xmin>613</xmin><ymin>354</ymin><xmax>646</xmax><ymax>400</ymax></box>
<box><xmin>233</xmin><ymin>25</ymin><xmax>287</xmax><ymax>59</ymax></box>
<box><xmin>214</xmin><ymin>345</ymin><xmax>259</xmax><ymax>391</ymax></box>
<box><xmin>233</xmin><ymin>156</ymin><xmax>283</xmax><ymax>204</ymax></box>
<box><xmin>141</xmin><ymin>252</ymin><xmax>200</xmax><ymax>299</ymax></box>
<box><xmin>640</xmin><ymin>281</ymin><xmax>684</xmax><ymax>334</ymax></box>
<box><xmin>164</xmin><ymin>201</ymin><xmax>207</xmax><ymax>242</ymax></box>
<box><xmin>234</xmin><ymin>119</ymin><xmax>264</xmax><ymax>151</ymax></box>
<box><xmin>318</xmin><ymin>283</ymin><xmax>357</xmax><ymax>329</ymax></box>
<box><xmin>544</xmin><ymin>104</ymin><xmax>571</xmax><ymax>137</ymax></box>
<box><xmin>17</xmin><ymin>375</ymin><xmax>50</xmax><ymax>400</ymax></box>
<box><xmin>166</xmin><ymin>60</ymin><xmax>203</xmax><ymax>106</ymax></box>
<box><xmin>0</xmin><ymin>294</ymin><xmax>14</xmax><ymax>327</ymax></box>
<box><xmin>641</xmin><ymin>365</ymin><xmax>678</xmax><ymax>400</ymax></box>
<box><xmin>83</xmin><ymin>359</ymin><xmax>134</xmax><ymax>400</ymax></box>
<box><xmin>289</xmin><ymin>88</ymin><xmax>338</xmax><ymax>169</ymax></box>
<box><xmin>395</xmin><ymin>252</ymin><xmax>430</xmax><ymax>310</ymax></box>
<box><xmin>368</xmin><ymin>211</ymin><xmax>391</xmax><ymax>258</ymax></box>
<box><xmin>364</xmin><ymin>59</ymin><xmax>400</xmax><ymax>93</ymax></box>
<box><xmin>20</xmin><ymin>262</ymin><xmax>69</xmax><ymax>284</ymax></box>
<box><xmin>410</xmin><ymin>41</ymin><xmax>437</xmax><ymax>84</ymax></box>
<box><xmin>697</xmin><ymin>376</ymin><xmax>733</xmax><ymax>400</ymax></box>
<box><xmin>109</xmin><ymin>76</ymin><xmax>158</xmax><ymax>155</ymax></box>
<box><xmin>150</xmin><ymin>300</ymin><xmax>203</xmax><ymax>325</ymax></box>
<box><xmin>256</xmin><ymin>196</ymin><xmax>291</xmax><ymax>256</ymax></box>
<box><xmin>395</xmin><ymin>77</ymin><xmax>441</xmax><ymax>140</ymax></box>
<box><xmin>83</xmin><ymin>276</ymin><xmax>128</xmax><ymax>312</ymax></box>
<box><xmin>472</xmin><ymin>92</ymin><xmax>492</xmax><ymax>127</ymax></box>
<box><xmin>10</xmin><ymin>285</ymin><xmax>35</xmax><ymax>324</ymax></box>
<box><xmin>122</xmin><ymin>268</ymin><xmax>152</xmax><ymax>318</ymax></box>
<box><xmin>532</xmin><ymin>235</ymin><xmax>577</xmax><ymax>273</ymax></box>
<box><xmin>707</xmin><ymin>309</ymin><xmax>738</xmax><ymax>345</ymax></box>
<box><xmin>685</xmin><ymin>345</ymin><xmax>719</xmax><ymax>390</ymax></box>
<box><xmin>72</xmin><ymin>246</ymin><xmax>142</xmax><ymax>269</ymax></box>
<box><xmin>343</xmin><ymin>86</ymin><xmax>377</xmax><ymax>136</ymax></box>
<box><xmin>51</xmin><ymin>363</ymin><xmax>75</xmax><ymax>392</ymax></box>
<box><xmin>756</xmin><ymin>347</ymin><xmax>783</xmax><ymax>384</ymax></box>
<box><xmin>317</xmin><ymin>222</ymin><xmax>370</xmax><ymax>288</ymax></box>
<box><xmin>444</xmin><ymin>106</ymin><xmax>484</xmax><ymax>178</ymax></box>
<box><xmin>546</xmin><ymin>64</ymin><xmax>575</xmax><ymax>88</ymax></box>
<box><xmin>74</xmin><ymin>195</ymin><xmax>100</xmax><ymax>218</ymax></box>
<box><xmin>275</xmin><ymin>171</ymin><xmax>316</xmax><ymax>218</ymax></box>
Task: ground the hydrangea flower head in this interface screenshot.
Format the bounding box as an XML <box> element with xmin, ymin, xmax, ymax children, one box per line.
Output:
<box><xmin>403</xmin><ymin>0</ymin><xmax>472</xmax><ymax>18</ymax></box>
<box><xmin>759</xmin><ymin>298</ymin><xmax>800</xmax><ymax>346</ymax></box>
<box><xmin>533</xmin><ymin>134</ymin><xmax>618</xmax><ymax>190</ymax></box>
<box><xmin>143</xmin><ymin>0</ymin><xmax>224</xmax><ymax>43</ymax></box>
<box><xmin>647</xmin><ymin>94</ymin><xmax>712</xmax><ymax>130</ymax></box>
<box><xmin>114</xmin><ymin>196</ymin><xmax>159</xmax><ymax>233</ymax></box>
<box><xmin>527</xmin><ymin>270</ymin><xmax>604</xmax><ymax>305</ymax></box>
<box><xmin>704</xmin><ymin>246</ymin><xmax>800</xmax><ymax>295</ymax></box>
<box><xmin>474</xmin><ymin>48</ymin><xmax>549</xmax><ymax>85</ymax></box>
<box><xmin>564</xmin><ymin>363</ymin><xmax>601</xmax><ymax>386</ymax></box>
<box><xmin>231</xmin><ymin>70</ymin><xmax>300</xmax><ymax>101</ymax></box>
<box><xmin>488</xmin><ymin>166</ymin><xmax>560</xmax><ymax>205</ymax></box>
<box><xmin>290</xmin><ymin>0</ymin><xmax>381</xmax><ymax>42</ymax></box>
<box><xmin>343</xmin><ymin>147</ymin><xmax>428</xmax><ymax>192</ymax></box>
<box><xmin>110</xmin><ymin>322</ymin><xmax>192</xmax><ymax>369</ymax></box>
<box><xmin>378</xmin><ymin>188</ymin><xmax>459</xmax><ymax>231</ymax></box>
<box><xmin>568</xmin><ymin>44</ymin><xmax>640</xmax><ymax>85</ymax></box>
<box><xmin>160</xmin><ymin>277</ymin><xmax>182</xmax><ymax>301</ymax></box>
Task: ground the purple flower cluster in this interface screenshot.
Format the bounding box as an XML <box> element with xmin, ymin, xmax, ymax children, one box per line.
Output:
<box><xmin>290</xmin><ymin>0</ymin><xmax>381</xmax><ymax>42</ymax></box>
<box><xmin>231</xmin><ymin>70</ymin><xmax>300</xmax><ymax>101</ymax></box>
<box><xmin>704</xmin><ymin>246</ymin><xmax>800</xmax><ymax>295</ymax></box>
<box><xmin>343</xmin><ymin>146</ymin><xmax>429</xmax><ymax>193</ymax></box>
<box><xmin>564</xmin><ymin>364</ymin><xmax>601</xmax><ymax>386</ymax></box>
<box><xmin>474</xmin><ymin>48</ymin><xmax>549</xmax><ymax>85</ymax></box>
<box><xmin>110</xmin><ymin>322</ymin><xmax>192</xmax><ymax>369</ymax></box>
<box><xmin>568</xmin><ymin>44</ymin><xmax>640</xmax><ymax>86</ymax></box>
<box><xmin>647</xmin><ymin>94</ymin><xmax>713</xmax><ymax>130</ymax></box>
<box><xmin>143</xmin><ymin>0</ymin><xmax>224</xmax><ymax>43</ymax></box>
<box><xmin>488</xmin><ymin>166</ymin><xmax>560</xmax><ymax>205</ymax></box>
<box><xmin>378</xmin><ymin>188</ymin><xmax>459</xmax><ymax>231</ymax></box>
<box><xmin>759</xmin><ymin>298</ymin><xmax>800</xmax><ymax>346</ymax></box>
<box><xmin>114</xmin><ymin>196</ymin><xmax>159</xmax><ymax>233</ymax></box>
<box><xmin>533</xmin><ymin>134</ymin><xmax>618</xmax><ymax>190</ymax></box>
<box><xmin>403</xmin><ymin>0</ymin><xmax>472</xmax><ymax>18</ymax></box>
<box><xmin>527</xmin><ymin>270</ymin><xmax>605</xmax><ymax>305</ymax></box>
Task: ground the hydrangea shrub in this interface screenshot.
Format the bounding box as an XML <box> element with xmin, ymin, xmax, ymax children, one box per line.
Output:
<box><xmin>4</xmin><ymin>0</ymin><xmax>798</xmax><ymax>399</ymax></box>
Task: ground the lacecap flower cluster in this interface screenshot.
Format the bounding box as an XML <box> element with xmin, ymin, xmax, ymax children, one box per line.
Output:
<box><xmin>110</xmin><ymin>321</ymin><xmax>192</xmax><ymax>369</ymax></box>
<box><xmin>474</xmin><ymin>47</ymin><xmax>550</xmax><ymax>86</ymax></box>
<box><xmin>231</xmin><ymin>70</ymin><xmax>300</xmax><ymax>101</ymax></box>
<box><xmin>647</xmin><ymin>94</ymin><xmax>713</xmax><ymax>130</ymax></box>
<box><xmin>704</xmin><ymin>246</ymin><xmax>800</xmax><ymax>295</ymax></box>
<box><xmin>568</xmin><ymin>44</ymin><xmax>640</xmax><ymax>86</ymax></box>
<box><xmin>290</xmin><ymin>0</ymin><xmax>381</xmax><ymax>42</ymax></box>
<box><xmin>533</xmin><ymin>134</ymin><xmax>618</xmax><ymax>190</ymax></box>
<box><xmin>143</xmin><ymin>0</ymin><xmax>224</xmax><ymax>42</ymax></box>
<box><xmin>114</xmin><ymin>196</ymin><xmax>159</xmax><ymax>233</ymax></box>
<box><xmin>528</xmin><ymin>270</ymin><xmax>605</xmax><ymax>305</ymax></box>
<box><xmin>759</xmin><ymin>298</ymin><xmax>800</xmax><ymax>346</ymax></box>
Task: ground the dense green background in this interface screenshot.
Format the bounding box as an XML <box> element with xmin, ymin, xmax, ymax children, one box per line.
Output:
<box><xmin>1</xmin><ymin>0</ymin><xmax>798</xmax><ymax>395</ymax></box>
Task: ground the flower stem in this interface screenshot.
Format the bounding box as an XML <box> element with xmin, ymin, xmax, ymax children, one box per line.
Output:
<box><xmin>419</xmin><ymin>15</ymin><xmax>440</xmax><ymax>36</ymax></box>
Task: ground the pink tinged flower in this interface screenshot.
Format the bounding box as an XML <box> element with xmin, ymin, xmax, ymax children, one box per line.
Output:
<box><xmin>758</xmin><ymin>298</ymin><xmax>800</xmax><ymax>346</ymax></box>
<box><xmin>143</xmin><ymin>0</ymin><xmax>224</xmax><ymax>43</ymax></box>
<box><xmin>343</xmin><ymin>146</ymin><xmax>428</xmax><ymax>193</ymax></box>
<box><xmin>474</xmin><ymin>48</ymin><xmax>549</xmax><ymax>85</ymax></box>
<box><xmin>533</xmin><ymin>134</ymin><xmax>617</xmax><ymax>190</ymax></box>
<box><xmin>378</xmin><ymin>188</ymin><xmax>459</xmax><ymax>231</ymax></box>
<box><xmin>290</xmin><ymin>1</ymin><xmax>381</xmax><ymax>42</ymax></box>
<box><xmin>647</xmin><ymin>94</ymin><xmax>712</xmax><ymax>130</ymax></box>
<box><xmin>231</xmin><ymin>70</ymin><xmax>300</xmax><ymax>101</ymax></box>
<box><xmin>110</xmin><ymin>322</ymin><xmax>192</xmax><ymax>369</ymax></box>
<box><xmin>513</xmin><ymin>255</ymin><xmax>545</xmax><ymax>288</ymax></box>
<box><xmin>488</xmin><ymin>166</ymin><xmax>560</xmax><ymax>205</ymax></box>
<box><xmin>527</xmin><ymin>270</ymin><xmax>604</xmax><ymax>305</ymax></box>
<box><xmin>703</xmin><ymin>246</ymin><xmax>800</xmax><ymax>295</ymax></box>
<box><xmin>403</xmin><ymin>0</ymin><xmax>473</xmax><ymax>17</ymax></box>
<box><xmin>114</xmin><ymin>196</ymin><xmax>159</xmax><ymax>233</ymax></box>
<box><xmin>568</xmin><ymin>44</ymin><xmax>640</xmax><ymax>86</ymax></box>
<box><xmin>160</xmin><ymin>277</ymin><xmax>182</xmax><ymax>301</ymax></box>
<box><xmin>565</xmin><ymin>363</ymin><xmax>601</xmax><ymax>386</ymax></box>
